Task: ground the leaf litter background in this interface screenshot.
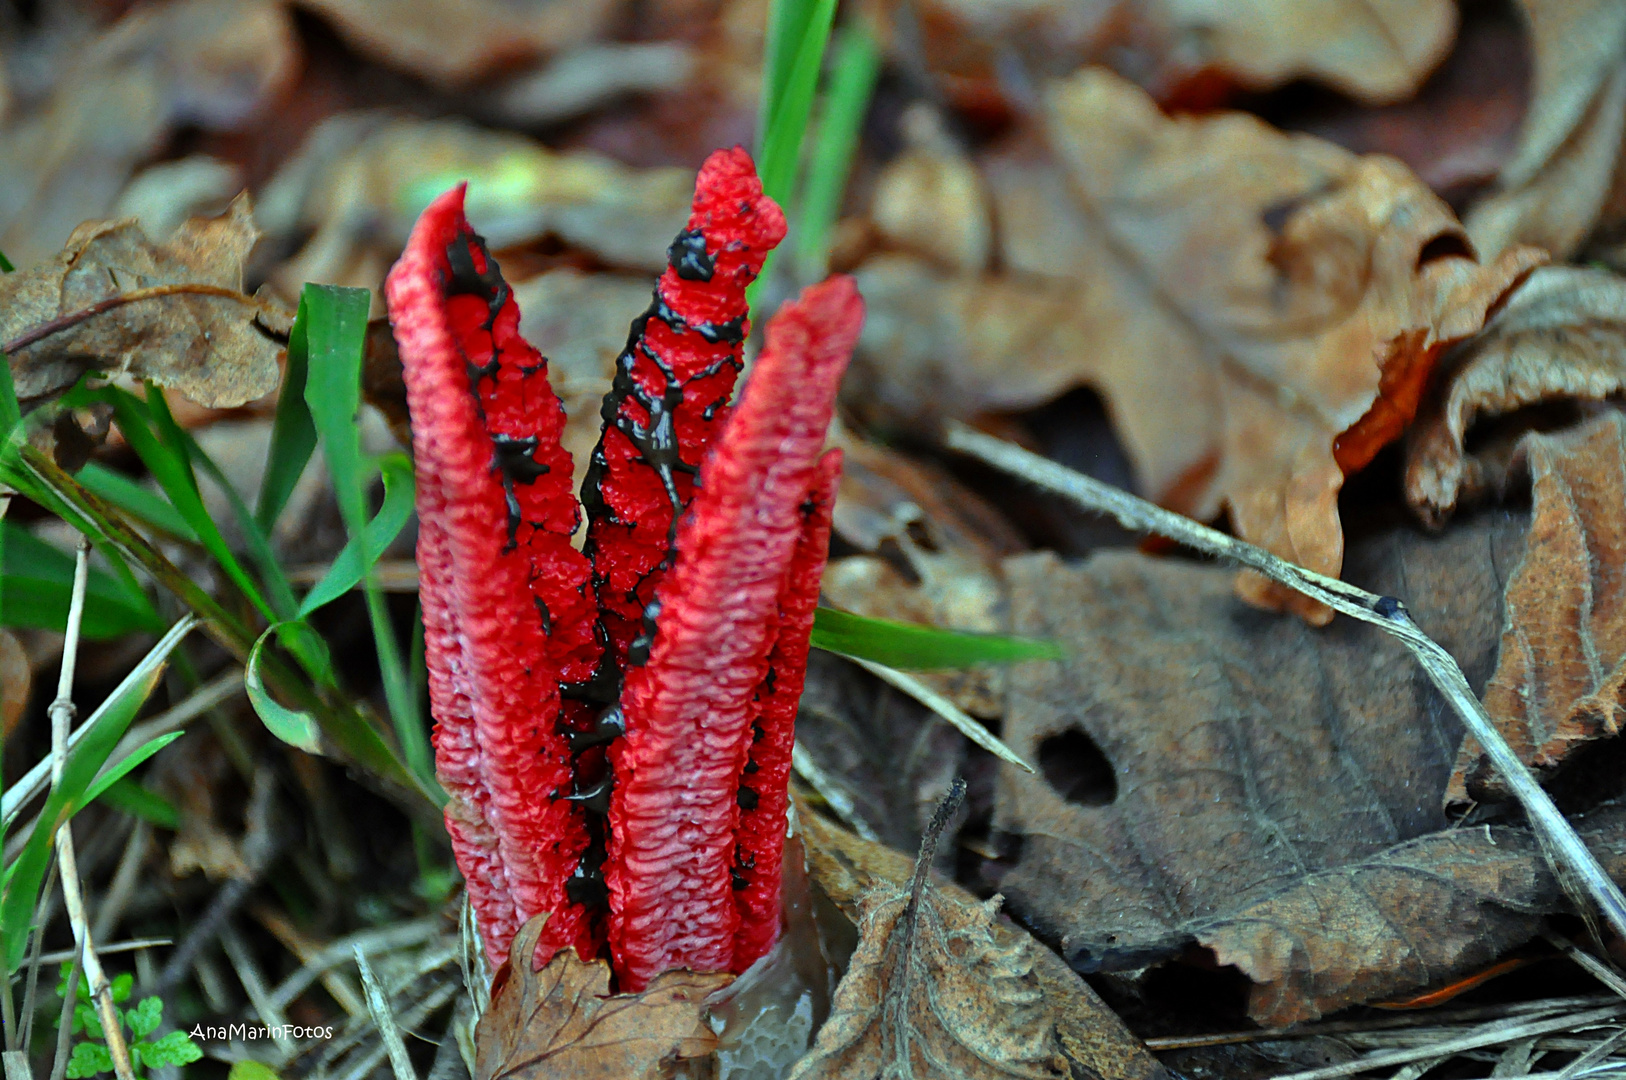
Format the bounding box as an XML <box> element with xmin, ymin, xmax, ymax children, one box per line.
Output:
<box><xmin>10</xmin><ymin>0</ymin><xmax>1626</xmax><ymax>1078</ymax></box>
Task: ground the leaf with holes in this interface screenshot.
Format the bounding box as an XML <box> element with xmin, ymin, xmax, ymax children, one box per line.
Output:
<box><xmin>992</xmin><ymin>504</ymin><xmax>1537</xmax><ymax>1022</ymax></box>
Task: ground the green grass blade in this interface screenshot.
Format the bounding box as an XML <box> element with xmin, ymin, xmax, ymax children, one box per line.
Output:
<box><xmin>180</xmin><ymin>425</ymin><xmax>300</xmax><ymax>620</ymax></box>
<box><xmin>0</xmin><ymin>351</ymin><xmax>19</xmax><ymax>440</ymax></box>
<box><xmin>0</xmin><ymin>524</ymin><xmax>162</xmax><ymax>639</ymax></box>
<box><xmin>301</xmin><ymin>284</ymin><xmax>432</xmax><ymax>785</ymax></box>
<box><xmin>795</xmin><ymin>22</ymin><xmax>882</xmax><ymax>280</ymax></box>
<box><xmin>1</xmin><ymin>660</ymin><xmax>164</xmax><ymax>969</ymax></box>
<box><xmin>297</xmin><ymin>452</ymin><xmax>415</xmax><ymax>618</ymax></box>
<box><xmin>102</xmin><ymin>386</ymin><xmax>275</xmax><ymax>623</ymax></box>
<box><xmin>810</xmin><ymin>606</ymin><xmax>1061</xmax><ymax>669</ymax></box>
<box><xmin>257</xmin><ymin>297</ymin><xmax>319</xmax><ymax>533</ymax></box>
<box><xmin>94</xmin><ymin>777</ymin><xmax>180</xmax><ymax>829</ymax></box>
<box><xmin>245</xmin><ymin>624</ymin><xmax>323</xmax><ymax>755</ymax></box>
<box><xmin>758</xmin><ymin>0</ymin><xmax>839</xmax><ymax>208</ymax></box>
<box><xmin>83</xmin><ymin>732</ymin><xmax>185</xmax><ymax>805</ymax></box>
<box><xmin>758</xmin><ymin>0</ymin><xmax>823</xmax><ymax>157</ymax></box>
<box><xmin>76</xmin><ymin>463</ymin><xmax>197</xmax><ymax>542</ymax></box>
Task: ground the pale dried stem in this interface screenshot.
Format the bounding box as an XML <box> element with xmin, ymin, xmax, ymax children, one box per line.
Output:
<box><xmin>50</xmin><ymin>536</ymin><xmax>136</xmax><ymax>1080</ymax></box>
<box><xmin>942</xmin><ymin>420</ymin><xmax>1626</xmax><ymax>948</ymax></box>
<box><xmin>850</xmin><ymin>657</ymin><xmax>1034</xmax><ymax>773</ymax></box>
<box><xmin>354</xmin><ymin>946</ymin><xmax>418</xmax><ymax>1080</ymax></box>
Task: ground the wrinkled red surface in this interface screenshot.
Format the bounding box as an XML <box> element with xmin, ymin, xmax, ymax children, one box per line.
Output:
<box><xmin>385</xmin><ymin>186</ymin><xmax>599</xmax><ymax>971</ymax></box>
<box><xmin>581</xmin><ymin>147</ymin><xmax>787</xmax><ymax>683</ymax></box>
<box><xmin>732</xmin><ymin>449</ymin><xmax>842</xmax><ymax>970</ymax></box>
<box><xmin>605</xmin><ymin>276</ymin><xmax>865</xmax><ymax>991</ymax></box>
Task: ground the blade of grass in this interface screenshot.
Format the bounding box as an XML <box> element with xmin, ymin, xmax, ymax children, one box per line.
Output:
<box><xmin>811</xmin><ymin>606</ymin><xmax>1059</xmax><ymax>668</ymax></box>
<box><xmin>75</xmin><ymin>463</ymin><xmax>196</xmax><ymax>543</ymax></box>
<box><xmin>93</xmin><ymin>778</ymin><xmax>180</xmax><ymax>830</ymax></box>
<box><xmin>2</xmin><ymin>616</ymin><xmax>195</xmax><ymax>832</ymax></box>
<box><xmin>246</xmin><ymin>624</ymin><xmax>323</xmax><ymax>756</ymax></box>
<box><xmin>794</xmin><ymin>22</ymin><xmax>881</xmax><ymax>281</ymax></box>
<box><xmin>750</xmin><ymin>0</ymin><xmax>839</xmax><ymax>307</ymax></box>
<box><xmin>0</xmin><ymin>523</ymin><xmax>162</xmax><ymax>639</ymax></box>
<box><xmin>83</xmin><ymin>732</ymin><xmax>186</xmax><ymax>806</ymax></box>
<box><xmin>757</xmin><ymin>0</ymin><xmax>820</xmax><ymax>160</ymax></box>
<box><xmin>257</xmin><ymin>296</ymin><xmax>319</xmax><ymax>533</ymax></box>
<box><xmin>1</xmin><ymin>653</ymin><xmax>163</xmax><ymax>969</ymax></box>
<box><xmin>98</xmin><ymin>386</ymin><xmax>276</xmax><ymax>623</ymax></box>
<box><xmin>301</xmin><ymin>284</ymin><xmax>432</xmax><ymax>786</ymax></box>
<box><xmin>298</xmin><ymin>453</ymin><xmax>415</xmax><ymax>618</ymax></box>
<box><xmin>5</xmin><ymin>446</ymin><xmax>427</xmax><ymax>802</ymax></box>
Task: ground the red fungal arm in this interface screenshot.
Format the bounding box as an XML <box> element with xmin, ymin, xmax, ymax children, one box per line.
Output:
<box><xmin>605</xmin><ymin>276</ymin><xmax>865</xmax><ymax>991</ymax></box>
<box><xmin>731</xmin><ymin>449</ymin><xmax>841</xmax><ymax>970</ymax></box>
<box><xmin>386</xmin><ymin>186</ymin><xmax>601</xmax><ymax>971</ymax></box>
<box><xmin>580</xmin><ymin>147</ymin><xmax>786</xmax><ymax>685</ymax></box>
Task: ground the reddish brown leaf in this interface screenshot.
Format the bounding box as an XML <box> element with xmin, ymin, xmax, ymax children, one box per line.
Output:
<box><xmin>474</xmin><ymin>916</ymin><xmax>729</xmax><ymax>1080</ymax></box>
<box><xmin>1452</xmin><ymin>411</ymin><xmax>1626</xmax><ymax>803</ymax></box>
<box><xmin>1407</xmin><ymin>267</ymin><xmax>1626</xmax><ymax>526</ymax></box>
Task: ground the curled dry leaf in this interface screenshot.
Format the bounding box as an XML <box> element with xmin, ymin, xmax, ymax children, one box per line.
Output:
<box><xmin>793</xmin><ymin>802</ymin><xmax>1166</xmax><ymax>1080</ymax></box>
<box><xmin>0</xmin><ymin>0</ymin><xmax>296</xmax><ymax>269</ymax></box>
<box><xmin>1451</xmin><ymin>411</ymin><xmax>1626</xmax><ymax>804</ymax></box>
<box><xmin>995</xmin><ymin>508</ymin><xmax>1528</xmax><ymax>1019</ymax></box>
<box><xmin>0</xmin><ymin>194</ymin><xmax>284</xmax><ymax>410</ymax></box>
<box><xmin>474</xmin><ymin>916</ymin><xmax>729</xmax><ymax>1080</ymax></box>
<box><xmin>1407</xmin><ymin>267</ymin><xmax>1626</xmax><ymax>524</ymax></box>
<box><xmin>854</xmin><ymin>68</ymin><xmax>1543</xmax><ymax>621</ymax></box>
<box><xmin>259</xmin><ymin>113</ymin><xmax>691</xmax><ymax>293</ymax></box>
<box><xmin>1196</xmin><ymin>803</ymin><xmax>1626</xmax><ymax>1026</ymax></box>
<box><xmin>292</xmin><ymin>0</ymin><xmax>618</xmax><ymax>88</ymax></box>
<box><xmin>1466</xmin><ymin>0</ymin><xmax>1626</xmax><ymax>260</ymax></box>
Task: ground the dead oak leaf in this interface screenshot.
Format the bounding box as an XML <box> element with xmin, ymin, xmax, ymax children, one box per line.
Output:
<box><xmin>1451</xmin><ymin>411</ymin><xmax>1626</xmax><ymax>804</ymax></box>
<box><xmin>854</xmin><ymin>69</ymin><xmax>1542</xmax><ymax>623</ymax></box>
<box><xmin>291</xmin><ymin>0</ymin><xmax>618</xmax><ymax>88</ymax></box>
<box><xmin>475</xmin><ymin>915</ymin><xmax>729</xmax><ymax>1080</ymax></box>
<box><xmin>1407</xmin><ymin>267</ymin><xmax>1626</xmax><ymax>525</ymax></box>
<box><xmin>0</xmin><ymin>194</ymin><xmax>284</xmax><ymax>410</ymax></box>
<box><xmin>794</xmin><ymin>802</ymin><xmax>1168</xmax><ymax>1080</ymax></box>
<box><xmin>1467</xmin><ymin>0</ymin><xmax>1626</xmax><ymax>260</ymax></box>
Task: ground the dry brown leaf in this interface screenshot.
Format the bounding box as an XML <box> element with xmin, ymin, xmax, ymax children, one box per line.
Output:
<box><xmin>259</xmin><ymin>114</ymin><xmax>691</xmax><ymax>294</ymax></box>
<box><xmin>1195</xmin><ymin>803</ymin><xmax>1626</xmax><ymax>1025</ymax></box>
<box><xmin>873</xmin><ymin>0</ymin><xmax>1453</xmax><ymax>113</ymax></box>
<box><xmin>0</xmin><ymin>194</ymin><xmax>283</xmax><ymax>410</ymax></box>
<box><xmin>1407</xmin><ymin>267</ymin><xmax>1626</xmax><ymax>524</ymax></box>
<box><xmin>1450</xmin><ymin>411</ymin><xmax>1626</xmax><ymax>804</ymax></box>
<box><xmin>474</xmin><ymin>915</ymin><xmax>728</xmax><ymax>1080</ymax></box>
<box><xmin>0</xmin><ymin>0</ymin><xmax>295</xmax><ymax>269</ymax></box>
<box><xmin>0</xmin><ymin>629</ymin><xmax>32</xmax><ymax>740</ymax></box>
<box><xmin>869</xmin><ymin>105</ymin><xmax>991</xmax><ymax>275</ymax></box>
<box><xmin>292</xmin><ymin>0</ymin><xmax>619</xmax><ymax>88</ymax></box>
<box><xmin>994</xmin><ymin>508</ymin><xmax>1524</xmax><ymax>1012</ymax></box>
<box><xmin>794</xmin><ymin>804</ymin><xmax>1167</xmax><ymax>1080</ymax></box>
<box><xmin>1135</xmin><ymin>0</ymin><xmax>1459</xmax><ymax>106</ymax></box>
<box><xmin>1467</xmin><ymin>0</ymin><xmax>1626</xmax><ymax>260</ymax></box>
<box><xmin>854</xmin><ymin>68</ymin><xmax>1543</xmax><ymax>621</ymax></box>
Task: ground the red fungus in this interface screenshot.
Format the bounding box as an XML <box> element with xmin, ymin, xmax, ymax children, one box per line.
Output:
<box><xmin>388</xmin><ymin>149</ymin><xmax>865</xmax><ymax>991</ymax></box>
<box><xmin>386</xmin><ymin>186</ymin><xmax>600</xmax><ymax>970</ymax></box>
<box><xmin>580</xmin><ymin>147</ymin><xmax>786</xmax><ymax>682</ymax></box>
<box><xmin>606</xmin><ymin>277</ymin><xmax>864</xmax><ymax>991</ymax></box>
